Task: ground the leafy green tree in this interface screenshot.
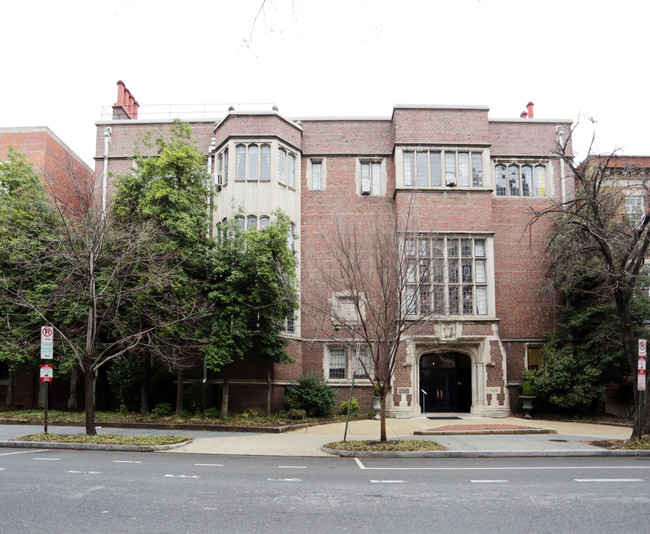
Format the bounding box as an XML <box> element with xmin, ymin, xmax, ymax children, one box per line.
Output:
<box><xmin>0</xmin><ymin>148</ymin><xmax>200</xmax><ymax>434</ymax></box>
<box><xmin>203</xmin><ymin>212</ymin><xmax>298</xmax><ymax>415</ymax></box>
<box><xmin>112</xmin><ymin>120</ymin><xmax>212</xmax><ymax>412</ymax></box>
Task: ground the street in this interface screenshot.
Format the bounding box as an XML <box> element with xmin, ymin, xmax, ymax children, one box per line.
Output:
<box><xmin>1</xmin><ymin>449</ymin><xmax>649</xmax><ymax>533</ymax></box>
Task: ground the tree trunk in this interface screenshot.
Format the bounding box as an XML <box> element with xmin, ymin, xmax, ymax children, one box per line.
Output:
<box><xmin>67</xmin><ymin>367</ymin><xmax>79</xmax><ymax>410</ymax></box>
<box><xmin>5</xmin><ymin>370</ymin><xmax>14</xmax><ymax>406</ymax></box>
<box><xmin>84</xmin><ymin>365</ymin><xmax>96</xmax><ymax>435</ymax></box>
<box><xmin>614</xmin><ymin>291</ymin><xmax>650</xmax><ymax>438</ymax></box>
<box><xmin>266</xmin><ymin>366</ymin><xmax>272</xmax><ymax>416</ymax></box>
<box><xmin>140</xmin><ymin>359</ymin><xmax>149</xmax><ymax>414</ymax></box>
<box><xmin>176</xmin><ymin>369</ymin><xmax>184</xmax><ymax>415</ymax></box>
<box><xmin>380</xmin><ymin>393</ymin><xmax>387</xmax><ymax>442</ymax></box>
<box><xmin>221</xmin><ymin>378</ymin><xmax>229</xmax><ymax>418</ymax></box>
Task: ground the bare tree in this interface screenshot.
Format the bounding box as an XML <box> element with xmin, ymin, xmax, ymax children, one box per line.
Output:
<box><xmin>531</xmin><ymin>131</ymin><xmax>650</xmax><ymax>438</ymax></box>
<box><xmin>305</xmin><ymin>203</ymin><xmax>442</xmax><ymax>442</ymax></box>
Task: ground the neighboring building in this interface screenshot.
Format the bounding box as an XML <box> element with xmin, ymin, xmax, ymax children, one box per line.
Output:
<box><xmin>0</xmin><ymin>126</ymin><xmax>94</xmax><ymax>408</ymax></box>
<box><xmin>96</xmin><ymin>83</ymin><xmax>574</xmax><ymax>417</ymax></box>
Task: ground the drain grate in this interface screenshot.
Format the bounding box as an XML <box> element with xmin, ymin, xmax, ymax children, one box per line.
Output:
<box><xmin>427</xmin><ymin>416</ymin><xmax>462</xmax><ymax>420</ymax></box>
<box><xmin>548</xmin><ymin>439</ymin><xmax>568</xmax><ymax>442</ymax></box>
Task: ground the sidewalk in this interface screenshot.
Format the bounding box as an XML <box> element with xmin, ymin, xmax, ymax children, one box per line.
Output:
<box><xmin>166</xmin><ymin>415</ymin><xmax>635</xmax><ymax>457</ymax></box>
<box><xmin>0</xmin><ymin>416</ymin><xmax>639</xmax><ymax>458</ymax></box>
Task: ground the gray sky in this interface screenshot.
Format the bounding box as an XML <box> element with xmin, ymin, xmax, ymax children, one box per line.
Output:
<box><xmin>2</xmin><ymin>0</ymin><xmax>648</xmax><ymax>167</ymax></box>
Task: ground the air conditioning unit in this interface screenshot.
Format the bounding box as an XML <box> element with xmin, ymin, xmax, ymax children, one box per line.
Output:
<box><xmin>446</xmin><ymin>176</ymin><xmax>457</xmax><ymax>187</ymax></box>
<box><xmin>215</xmin><ymin>173</ymin><xmax>223</xmax><ymax>187</ymax></box>
<box><xmin>361</xmin><ymin>177</ymin><xmax>371</xmax><ymax>195</ymax></box>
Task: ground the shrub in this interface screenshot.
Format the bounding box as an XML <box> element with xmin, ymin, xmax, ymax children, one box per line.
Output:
<box><xmin>285</xmin><ymin>374</ymin><xmax>337</xmax><ymax>417</ymax></box>
<box><xmin>286</xmin><ymin>408</ymin><xmax>307</xmax><ymax>420</ymax></box>
<box><xmin>238</xmin><ymin>408</ymin><xmax>258</xmax><ymax>419</ymax></box>
<box><xmin>202</xmin><ymin>407</ymin><xmax>220</xmax><ymax>419</ymax></box>
<box><xmin>339</xmin><ymin>397</ymin><xmax>360</xmax><ymax>415</ymax></box>
<box><xmin>151</xmin><ymin>402</ymin><xmax>172</xmax><ymax>417</ymax></box>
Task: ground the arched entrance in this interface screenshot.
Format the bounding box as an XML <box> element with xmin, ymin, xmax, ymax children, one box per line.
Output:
<box><xmin>419</xmin><ymin>352</ymin><xmax>472</xmax><ymax>413</ymax></box>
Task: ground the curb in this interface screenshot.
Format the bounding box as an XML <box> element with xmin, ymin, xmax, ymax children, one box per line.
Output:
<box><xmin>320</xmin><ymin>447</ymin><xmax>650</xmax><ymax>458</ymax></box>
<box><xmin>414</xmin><ymin>428</ymin><xmax>557</xmax><ymax>436</ymax></box>
<box><xmin>0</xmin><ymin>418</ymin><xmax>316</xmax><ymax>434</ymax></box>
<box><xmin>0</xmin><ymin>439</ymin><xmax>192</xmax><ymax>453</ymax></box>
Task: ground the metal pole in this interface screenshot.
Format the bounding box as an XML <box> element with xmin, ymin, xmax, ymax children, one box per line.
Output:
<box><xmin>343</xmin><ymin>345</ymin><xmax>360</xmax><ymax>442</ymax></box>
<box><xmin>44</xmin><ymin>381</ymin><xmax>48</xmax><ymax>435</ymax></box>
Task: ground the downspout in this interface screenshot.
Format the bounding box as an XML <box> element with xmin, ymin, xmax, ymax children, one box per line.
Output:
<box><xmin>556</xmin><ymin>125</ymin><xmax>566</xmax><ymax>205</ymax></box>
<box><xmin>102</xmin><ymin>126</ymin><xmax>112</xmax><ymax>215</ymax></box>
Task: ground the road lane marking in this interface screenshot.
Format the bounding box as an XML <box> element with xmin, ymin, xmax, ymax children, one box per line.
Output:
<box><xmin>112</xmin><ymin>460</ymin><xmax>142</xmax><ymax>464</ymax></box>
<box><xmin>370</xmin><ymin>480</ymin><xmax>406</xmax><ymax>484</ymax></box>
<box><xmin>67</xmin><ymin>470</ymin><xmax>101</xmax><ymax>474</ymax></box>
<box><xmin>164</xmin><ymin>474</ymin><xmax>200</xmax><ymax>479</ymax></box>
<box><xmin>278</xmin><ymin>465</ymin><xmax>307</xmax><ymax>469</ymax></box>
<box><xmin>354</xmin><ymin>464</ymin><xmax>650</xmax><ymax>472</ymax></box>
<box><xmin>34</xmin><ymin>457</ymin><xmax>61</xmax><ymax>461</ymax></box>
<box><xmin>0</xmin><ymin>449</ymin><xmax>48</xmax><ymax>456</ymax></box>
<box><xmin>195</xmin><ymin>463</ymin><xmax>224</xmax><ymax>467</ymax></box>
<box><xmin>267</xmin><ymin>478</ymin><xmax>302</xmax><ymax>482</ymax></box>
<box><xmin>573</xmin><ymin>478</ymin><xmax>643</xmax><ymax>482</ymax></box>
<box><xmin>471</xmin><ymin>480</ymin><xmax>509</xmax><ymax>483</ymax></box>
<box><xmin>0</xmin><ymin>467</ymin><xmax>5</xmax><ymax>471</ymax></box>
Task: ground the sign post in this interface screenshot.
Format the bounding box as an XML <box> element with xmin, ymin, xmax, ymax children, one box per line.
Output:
<box><xmin>638</xmin><ymin>339</ymin><xmax>647</xmax><ymax>432</ymax></box>
<box><xmin>40</xmin><ymin>326</ymin><xmax>54</xmax><ymax>435</ymax></box>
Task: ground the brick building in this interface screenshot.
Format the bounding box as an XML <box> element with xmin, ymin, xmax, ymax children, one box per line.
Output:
<box><xmin>96</xmin><ymin>84</ymin><xmax>573</xmax><ymax>417</ymax></box>
<box><xmin>0</xmin><ymin>126</ymin><xmax>94</xmax><ymax>408</ymax></box>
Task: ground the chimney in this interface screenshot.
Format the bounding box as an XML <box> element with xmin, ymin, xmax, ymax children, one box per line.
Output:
<box><xmin>112</xmin><ymin>80</ymin><xmax>139</xmax><ymax>120</ymax></box>
<box><xmin>520</xmin><ymin>111</ymin><xmax>528</xmax><ymax>118</ymax></box>
<box><xmin>526</xmin><ymin>101</ymin><xmax>534</xmax><ymax>119</ymax></box>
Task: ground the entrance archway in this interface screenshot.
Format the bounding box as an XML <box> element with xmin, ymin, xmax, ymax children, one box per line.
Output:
<box><xmin>419</xmin><ymin>352</ymin><xmax>472</xmax><ymax>413</ymax></box>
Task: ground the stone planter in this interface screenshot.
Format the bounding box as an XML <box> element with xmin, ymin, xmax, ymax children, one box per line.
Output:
<box><xmin>519</xmin><ymin>395</ymin><xmax>536</xmax><ymax>419</ymax></box>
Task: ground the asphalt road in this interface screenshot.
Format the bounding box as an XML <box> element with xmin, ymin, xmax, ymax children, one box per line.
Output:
<box><xmin>1</xmin><ymin>449</ymin><xmax>649</xmax><ymax>533</ymax></box>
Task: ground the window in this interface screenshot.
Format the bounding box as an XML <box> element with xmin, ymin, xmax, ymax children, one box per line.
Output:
<box><xmin>328</xmin><ymin>349</ymin><xmax>347</xmax><ymax>379</ymax></box>
<box><xmin>332</xmin><ymin>292</ymin><xmax>364</xmax><ymax>325</ymax></box>
<box><xmin>288</xmin><ymin>222</ymin><xmax>296</xmax><ymax>251</ymax></box>
<box><xmin>235</xmin><ymin>215</ymin><xmax>245</xmax><ymax>231</ymax></box>
<box><xmin>233</xmin><ymin>143</ymin><xmax>272</xmax><ymax>182</ymax></box>
<box><xmin>402</xmin><ymin>149</ymin><xmax>483</xmax><ymax>187</ymax></box>
<box><xmin>312</xmin><ymin>161</ymin><xmax>322</xmax><ymax>190</ymax></box>
<box><xmin>278</xmin><ymin>147</ymin><xmax>297</xmax><ymax>188</ymax></box>
<box><xmin>495</xmin><ymin>163</ymin><xmax>548</xmax><ymax>197</ymax></box>
<box><xmin>626</xmin><ymin>195</ymin><xmax>645</xmax><ymax>228</ymax></box>
<box><xmin>527</xmin><ymin>345</ymin><xmax>543</xmax><ymax>370</ymax></box>
<box><xmin>259</xmin><ymin>215</ymin><xmax>270</xmax><ymax>228</ymax></box>
<box><xmin>247</xmin><ymin>215</ymin><xmax>257</xmax><ymax>231</ymax></box>
<box><xmin>327</xmin><ymin>346</ymin><xmax>374</xmax><ymax>380</ymax></box>
<box><xmin>285</xmin><ymin>314</ymin><xmax>295</xmax><ymax>334</ymax></box>
<box><xmin>404</xmin><ymin>235</ymin><xmax>489</xmax><ymax>316</ymax></box>
<box><xmin>360</xmin><ymin>161</ymin><xmax>382</xmax><ymax>195</ymax></box>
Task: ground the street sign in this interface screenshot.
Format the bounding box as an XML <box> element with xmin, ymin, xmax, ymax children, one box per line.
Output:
<box><xmin>41</xmin><ymin>326</ymin><xmax>53</xmax><ymax>360</ymax></box>
<box><xmin>639</xmin><ymin>339</ymin><xmax>647</xmax><ymax>357</ymax></box>
<box><xmin>40</xmin><ymin>365</ymin><xmax>53</xmax><ymax>382</ymax></box>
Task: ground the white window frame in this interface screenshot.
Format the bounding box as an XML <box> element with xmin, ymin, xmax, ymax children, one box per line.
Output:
<box><xmin>325</xmin><ymin>346</ymin><xmax>374</xmax><ymax>382</ymax></box>
<box><xmin>625</xmin><ymin>194</ymin><xmax>645</xmax><ymax>228</ymax></box>
<box><xmin>404</xmin><ymin>234</ymin><xmax>493</xmax><ymax>317</ymax></box>
<box><xmin>494</xmin><ymin>160</ymin><xmax>549</xmax><ymax>197</ymax></box>
<box><xmin>401</xmin><ymin>148</ymin><xmax>485</xmax><ymax>188</ymax></box>
<box><xmin>309</xmin><ymin>158</ymin><xmax>326</xmax><ymax>190</ymax></box>
<box><xmin>358</xmin><ymin>159</ymin><xmax>384</xmax><ymax>196</ymax></box>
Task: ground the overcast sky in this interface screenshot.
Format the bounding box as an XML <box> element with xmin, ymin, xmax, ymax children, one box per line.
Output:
<box><xmin>2</xmin><ymin>0</ymin><xmax>648</xmax><ymax>167</ymax></box>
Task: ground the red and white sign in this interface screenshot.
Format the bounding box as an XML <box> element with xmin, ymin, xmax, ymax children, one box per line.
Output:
<box><xmin>40</xmin><ymin>365</ymin><xmax>53</xmax><ymax>382</ymax></box>
<box><xmin>639</xmin><ymin>339</ymin><xmax>647</xmax><ymax>357</ymax></box>
<box><xmin>41</xmin><ymin>326</ymin><xmax>53</xmax><ymax>343</ymax></box>
<box><xmin>41</xmin><ymin>326</ymin><xmax>54</xmax><ymax>360</ymax></box>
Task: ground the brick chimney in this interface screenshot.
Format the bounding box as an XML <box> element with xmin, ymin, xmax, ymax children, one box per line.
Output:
<box><xmin>526</xmin><ymin>101</ymin><xmax>534</xmax><ymax>119</ymax></box>
<box><xmin>520</xmin><ymin>111</ymin><xmax>528</xmax><ymax>118</ymax></box>
<box><xmin>112</xmin><ymin>80</ymin><xmax>139</xmax><ymax>120</ymax></box>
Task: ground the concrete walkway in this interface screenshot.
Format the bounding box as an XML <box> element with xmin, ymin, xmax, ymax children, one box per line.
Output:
<box><xmin>167</xmin><ymin>415</ymin><xmax>633</xmax><ymax>457</ymax></box>
<box><xmin>0</xmin><ymin>416</ymin><xmax>636</xmax><ymax>457</ymax></box>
